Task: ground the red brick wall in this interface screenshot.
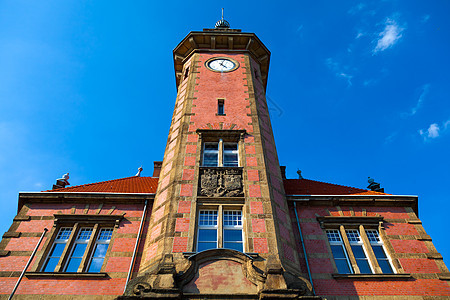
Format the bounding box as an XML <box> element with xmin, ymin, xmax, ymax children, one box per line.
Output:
<box><xmin>0</xmin><ymin>201</ymin><xmax>149</xmax><ymax>297</ymax></box>
<box><xmin>292</xmin><ymin>204</ymin><xmax>450</xmax><ymax>297</ymax></box>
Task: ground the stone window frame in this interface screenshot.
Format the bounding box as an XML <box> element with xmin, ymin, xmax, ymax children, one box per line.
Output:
<box><xmin>318</xmin><ymin>216</ymin><xmax>397</xmax><ymax>276</ymax></box>
<box><xmin>195</xmin><ymin>204</ymin><xmax>245</xmax><ymax>253</ymax></box>
<box><xmin>28</xmin><ymin>213</ymin><xmax>123</xmax><ymax>276</ymax></box>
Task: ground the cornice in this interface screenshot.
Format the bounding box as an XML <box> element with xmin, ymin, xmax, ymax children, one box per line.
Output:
<box><xmin>173</xmin><ymin>30</ymin><xmax>270</xmax><ymax>89</ymax></box>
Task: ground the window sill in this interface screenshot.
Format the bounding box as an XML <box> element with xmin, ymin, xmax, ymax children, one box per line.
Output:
<box><xmin>25</xmin><ymin>272</ymin><xmax>108</xmax><ymax>278</ymax></box>
<box><xmin>332</xmin><ymin>273</ymin><xmax>411</xmax><ymax>279</ymax></box>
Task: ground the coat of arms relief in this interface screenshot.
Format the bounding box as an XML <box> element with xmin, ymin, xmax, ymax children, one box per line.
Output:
<box><xmin>199</xmin><ymin>168</ymin><xmax>243</xmax><ymax>197</ymax></box>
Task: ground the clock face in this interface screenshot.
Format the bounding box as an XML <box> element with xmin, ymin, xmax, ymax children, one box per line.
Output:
<box><xmin>206</xmin><ymin>58</ymin><xmax>239</xmax><ymax>72</ymax></box>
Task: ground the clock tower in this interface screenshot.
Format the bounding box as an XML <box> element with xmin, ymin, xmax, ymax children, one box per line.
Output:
<box><xmin>121</xmin><ymin>19</ymin><xmax>316</xmax><ymax>299</ymax></box>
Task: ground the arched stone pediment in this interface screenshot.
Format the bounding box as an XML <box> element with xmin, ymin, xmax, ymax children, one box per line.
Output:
<box><xmin>178</xmin><ymin>249</ymin><xmax>265</xmax><ymax>295</ymax></box>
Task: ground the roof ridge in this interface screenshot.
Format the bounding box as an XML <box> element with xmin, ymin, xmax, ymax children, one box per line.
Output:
<box><xmin>45</xmin><ymin>176</ymin><xmax>153</xmax><ymax>192</ymax></box>
<box><xmin>297</xmin><ymin>178</ymin><xmax>368</xmax><ymax>192</ymax></box>
<box><xmin>283</xmin><ymin>178</ymin><xmax>387</xmax><ymax>195</ymax></box>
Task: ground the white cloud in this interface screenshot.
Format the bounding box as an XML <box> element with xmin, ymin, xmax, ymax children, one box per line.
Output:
<box><xmin>402</xmin><ymin>84</ymin><xmax>430</xmax><ymax>117</ymax></box>
<box><xmin>444</xmin><ymin>120</ymin><xmax>450</xmax><ymax>130</ymax></box>
<box><xmin>348</xmin><ymin>3</ymin><xmax>365</xmax><ymax>15</ymax></box>
<box><xmin>421</xmin><ymin>14</ymin><xmax>430</xmax><ymax>23</ymax></box>
<box><xmin>373</xmin><ymin>18</ymin><xmax>405</xmax><ymax>54</ymax></box>
<box><xmin>325</xmin><ymin>58</ymin><xmax>354</xmax><ymax>86</ymax></box>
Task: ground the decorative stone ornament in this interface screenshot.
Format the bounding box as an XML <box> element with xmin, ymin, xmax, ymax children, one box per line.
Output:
<box><xmin>199</xmin><ymin>167</ymin><xmax>243</xmax><ymax>197</ymax></box>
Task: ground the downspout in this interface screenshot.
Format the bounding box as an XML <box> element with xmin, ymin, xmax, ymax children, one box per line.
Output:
<box><xmin>293</xmin><ymin>201</ymin><xmax>315</xmax><ymax>296</ymax></box>
<box><xmin>124</xmin><ymin>199</ymin><xmax>148</xmax><ymax>293</ymax></box>
<box><xmin>9</xmin><ymin>228</ymin><xmax>48</xmax><ymax>300</ymax></box>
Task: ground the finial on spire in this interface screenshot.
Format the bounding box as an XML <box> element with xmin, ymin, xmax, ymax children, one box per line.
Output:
<box><xmin>135</xmin><ymin>166</ymin><xmax>143</xmax><ymax>177</ymax></box>
<box><xmin>215</xmin><ymin>8</ymin><xmax>230</xmax><ymax>29</ymax></box>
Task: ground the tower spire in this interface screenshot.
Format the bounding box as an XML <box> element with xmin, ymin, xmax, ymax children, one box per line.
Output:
<box><xmin>215</xmin><ymin>8</ymin><xmax>230</xmax><ymax>29</ymax></box>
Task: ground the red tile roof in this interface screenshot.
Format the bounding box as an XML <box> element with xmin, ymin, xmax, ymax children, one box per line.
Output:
<box><xmin>46</xmin><ymin>176</ymin><xmax>158</xmax><ymax>194</ymax></box>
<box><xmin>46</xmin><ymin>175</ymin><xmax>384</xmax><ymax>196</ymax></box>
<box><xmin>283</xmin><ymin>179</ymin><xmax>387</xmax><ymax>195</ymax></box>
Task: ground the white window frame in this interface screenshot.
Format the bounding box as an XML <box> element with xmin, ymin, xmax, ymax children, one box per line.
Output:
<box><xmin>326</xmin><ymin>229</ymin><xmax>353</xmax><ymax>274</ymax></box>
<box><xmin>87</xmin><ymin>228</ymin><xmax>113</xmax><ymax>273</ymax></box>
<box><xmin>223</xmin><ymin>210</ymin><xmax>243</xmax><ymax>251</ymax></box>
<box><xmin>197</xmin><ymin>210</ymin><xmax>219</xmax><ymax>251</ymax></box>
<box><xmin>202</xmin><ymin>140</ymin><xmax>239</xmax><ymax>167</ymax></box>
<box><xmin>64</xmin><ymin>227</ymin><xmax>94</xmax><ymax>272</ymax></box>
<box><xmin>346</xmin><ymin>229</ymin><xmax>373</xmax><ymax>274</ymax></box>
<box><xmin>196</xmin><ymin>207</ymin><xmax>244</xmax><ymax>252</ymax></box>
<box><xmin>42</xmin><ymin>227</ymin><xmax>73</xmax><ymax>272</ymax></box>
<box><xmin>365</xmin><ymin>229</ymin><xmax>395</xmax><ymax>274</ymax></box>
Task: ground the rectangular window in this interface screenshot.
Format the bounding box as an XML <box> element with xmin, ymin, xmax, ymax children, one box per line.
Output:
<box><xmin>197</xmin><ymin>209</ymin><xmax>243</xmax><ymax>252</ymax></box>
<box><xmin>41</xmin><ymin>226</ymin><xmax>114</xmax><ymax>273</ymax></box>
<box><xmin>326</xmin><ymin>226</ymin><xmax>395</xmax><ymax>275</ymax></box>
<box><xmin>346</xmin><ymin>229</ymin><xmax>372</xmax><ymax>274</ymax></box>
<box><xmin>223</xmin><ymin>210</ymin><xmax>243</xmax><ymax>252</ymax></box>
<box><xmin>366</xmin><ymin>229</ymin><xmax>394</xmax><ymax>274</ymax></box>
<box><xmin>326</xmin><ymin>230</ymin><xmax>352</xmax><ymax>274</ymax></box>
<box><xmin>65</xmin><ymin>228</ymin><xmax>93</xmax><ymax>272</ymax></box>
<box><xmin>202</xmin><ymin>141</ymin><xmax>239</xmax><ymax>167</ymax></box>
<box><xmin>197</xmin><ymin>210</ymin><xmax>218</xmax><ymax>252</ymax></box>
<box><xmin>217</xmin><ymin>99</ymin><xmax>225</xmax><ymax>115</ymax></box>
<box><xmin>43</xmin><ymin>227</ymin><xmax>72</xmax><ymax>272</ymax></box>
<box><xmin>88</xmin><ymin>228</ymin><xmax>113</xmax><ymax>272</ymax></box>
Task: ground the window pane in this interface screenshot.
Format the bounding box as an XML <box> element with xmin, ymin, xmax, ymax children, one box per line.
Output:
<box><xmin>72</xmin><ymin>243</ymin><xmax>88</xmax><ymax>257</ymax></box>
<box><xmin>223</xmin><ymin>211</ymin><xmax>242</xmax><ymax>226</ymax></box>
<box><xmin>223</xmin><ymin>153</ymin><xmax>238</xmax><ymax>167</ymax></box>
<box><xmin>88</xmin><ymin>258</ymin><xmax>104</xmax><ymax>273</ymax></box>
<box><xmin>43</xmin><ymin>257</ymin><xmax>59</xmax><ymax>272</ymax></box>
<box><xmin>330</xmin><ymin>245</ymin><xmax>346</xmax><ymax>259</ymax></box>
<box><xmin>56</xmin><ymin>228</ymin><xmax>73</xmax><ymax>240</ymax></box>
<box><xmin>224</xmin><ymin>229</ymin><xmax>242</xmax><ymax>242</ymax></box>
<box><xmin>203</xmin><ymin>153</ymin><xmax>218</xmax><ymax>166</ymax></box>
<box><xmin>335</xmin><ymin>259</ymin><xmax>351</xmax><ymax>274</ymax></box>
<box><xmin>204</xmin><ymin>143</ymin><xmax>219</xmax><ymax>150</ymax></box>
<box><xmin>197</xmin><ymin>242</ymin><xmax>217</xmax><ymax>252</ymax></box>
<box><xmin>224</xmin><ymin>242</ymin><xmax>243</xmax><ymax>252</ymax></box>
<box><xmin>223</xmin><ymin>144</ymin><xmax>237</xmax><ymax>151</ymax></box>
<box><xmin>351</xmin><ymin>245</ymin><xmax>366</xmax><ymax>259</ymax></box>
<box><xmin>356</xmin><ymin>260</ymin><xmax>372</xmax><ymax>274</ymax></box>
<box><xmin>50</xmin><ymin>243</ymin><xmax>66</xmax><ymax>257</ymax></box>
<box><xmin>93</xmin><ymin>244</ymin><xmax>109</xmax><ymax>258</ymax></box>
<box><xmin>65</xmin><ymin>258</ymin><xmax>82</xmax><ymax>272</ymax></box>
<box><xmin>378</xmin><ymin>260</ymin><xmax>394</xmax><ymax>274</ymax></box>
<box><xmin>223</xmin><ymin>143</ymin><xmax>238</xmax><ymax>167</ymax></box>
<box><xmin>98</xmin><ymin>229</ymin><xmax>113</xmax><ymax>241</ymax></box>
<box><xmin>77</xmin><ymin>228</ymin><xmax>93</xmax><ymax>240</ymax></box>
<box><xmin>218</xmin><ymin>103</ymin><xmax>224</xmax><ymax>115</ymax></box>
<box><xmin>198</xmin><ymin>229</ymin><xmax>217</xmax><ymax>242</ymax></box>
<box><xmin>372</xmin><ymin>245</ymin><xmax>387</xmax><ymax>259</ymax></box>
<box><xmin>199</xmin><ymin>211</ymin><xmax>218</xmax><ymax>226</ymax></box>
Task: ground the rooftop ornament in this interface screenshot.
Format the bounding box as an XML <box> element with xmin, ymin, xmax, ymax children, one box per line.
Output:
<box><xmin>215</xmin><ymin>8</ymin><xmax>230</xmax><ymax>29</ymax></box>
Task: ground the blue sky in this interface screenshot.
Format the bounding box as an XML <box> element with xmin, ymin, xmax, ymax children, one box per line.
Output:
<box><xmin>1</xmin><ymin>1</ymin><xmax>449</xmax><ymax>265</ymax></box>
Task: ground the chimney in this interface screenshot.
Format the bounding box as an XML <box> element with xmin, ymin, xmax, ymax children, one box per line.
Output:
<box><xmin>153</xmin><ymin>161</ymin><xmax>163</xmax><ymax>177</ymax></box>
<box><xmin>280</xmin><ymin>166</ymin><xmax>286</xmax><ymax>180</ymax></box>
<box><xmin>367</xmin><ymin>177</ymin><xmax>384</xmax><ymax>193</ymax></box>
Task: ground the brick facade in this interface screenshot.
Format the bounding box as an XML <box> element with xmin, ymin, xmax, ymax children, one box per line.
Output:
<box><xmin>0</xmin><ymin>25</ymin><xmax>448</xmax><ymax>300</ymax></box>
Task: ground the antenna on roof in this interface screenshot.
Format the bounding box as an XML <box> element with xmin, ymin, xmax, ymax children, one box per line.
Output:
<box><xmin>135</xmin><ymin>166</ymin><xmax>143</xmax><ymax>177</ymax></box>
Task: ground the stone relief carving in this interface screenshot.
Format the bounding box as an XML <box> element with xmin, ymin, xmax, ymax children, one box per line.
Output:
<box><xmin>199</xmin><ymin>168</ymin><xmax>243</xmax><ymax>197</ymax></box>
